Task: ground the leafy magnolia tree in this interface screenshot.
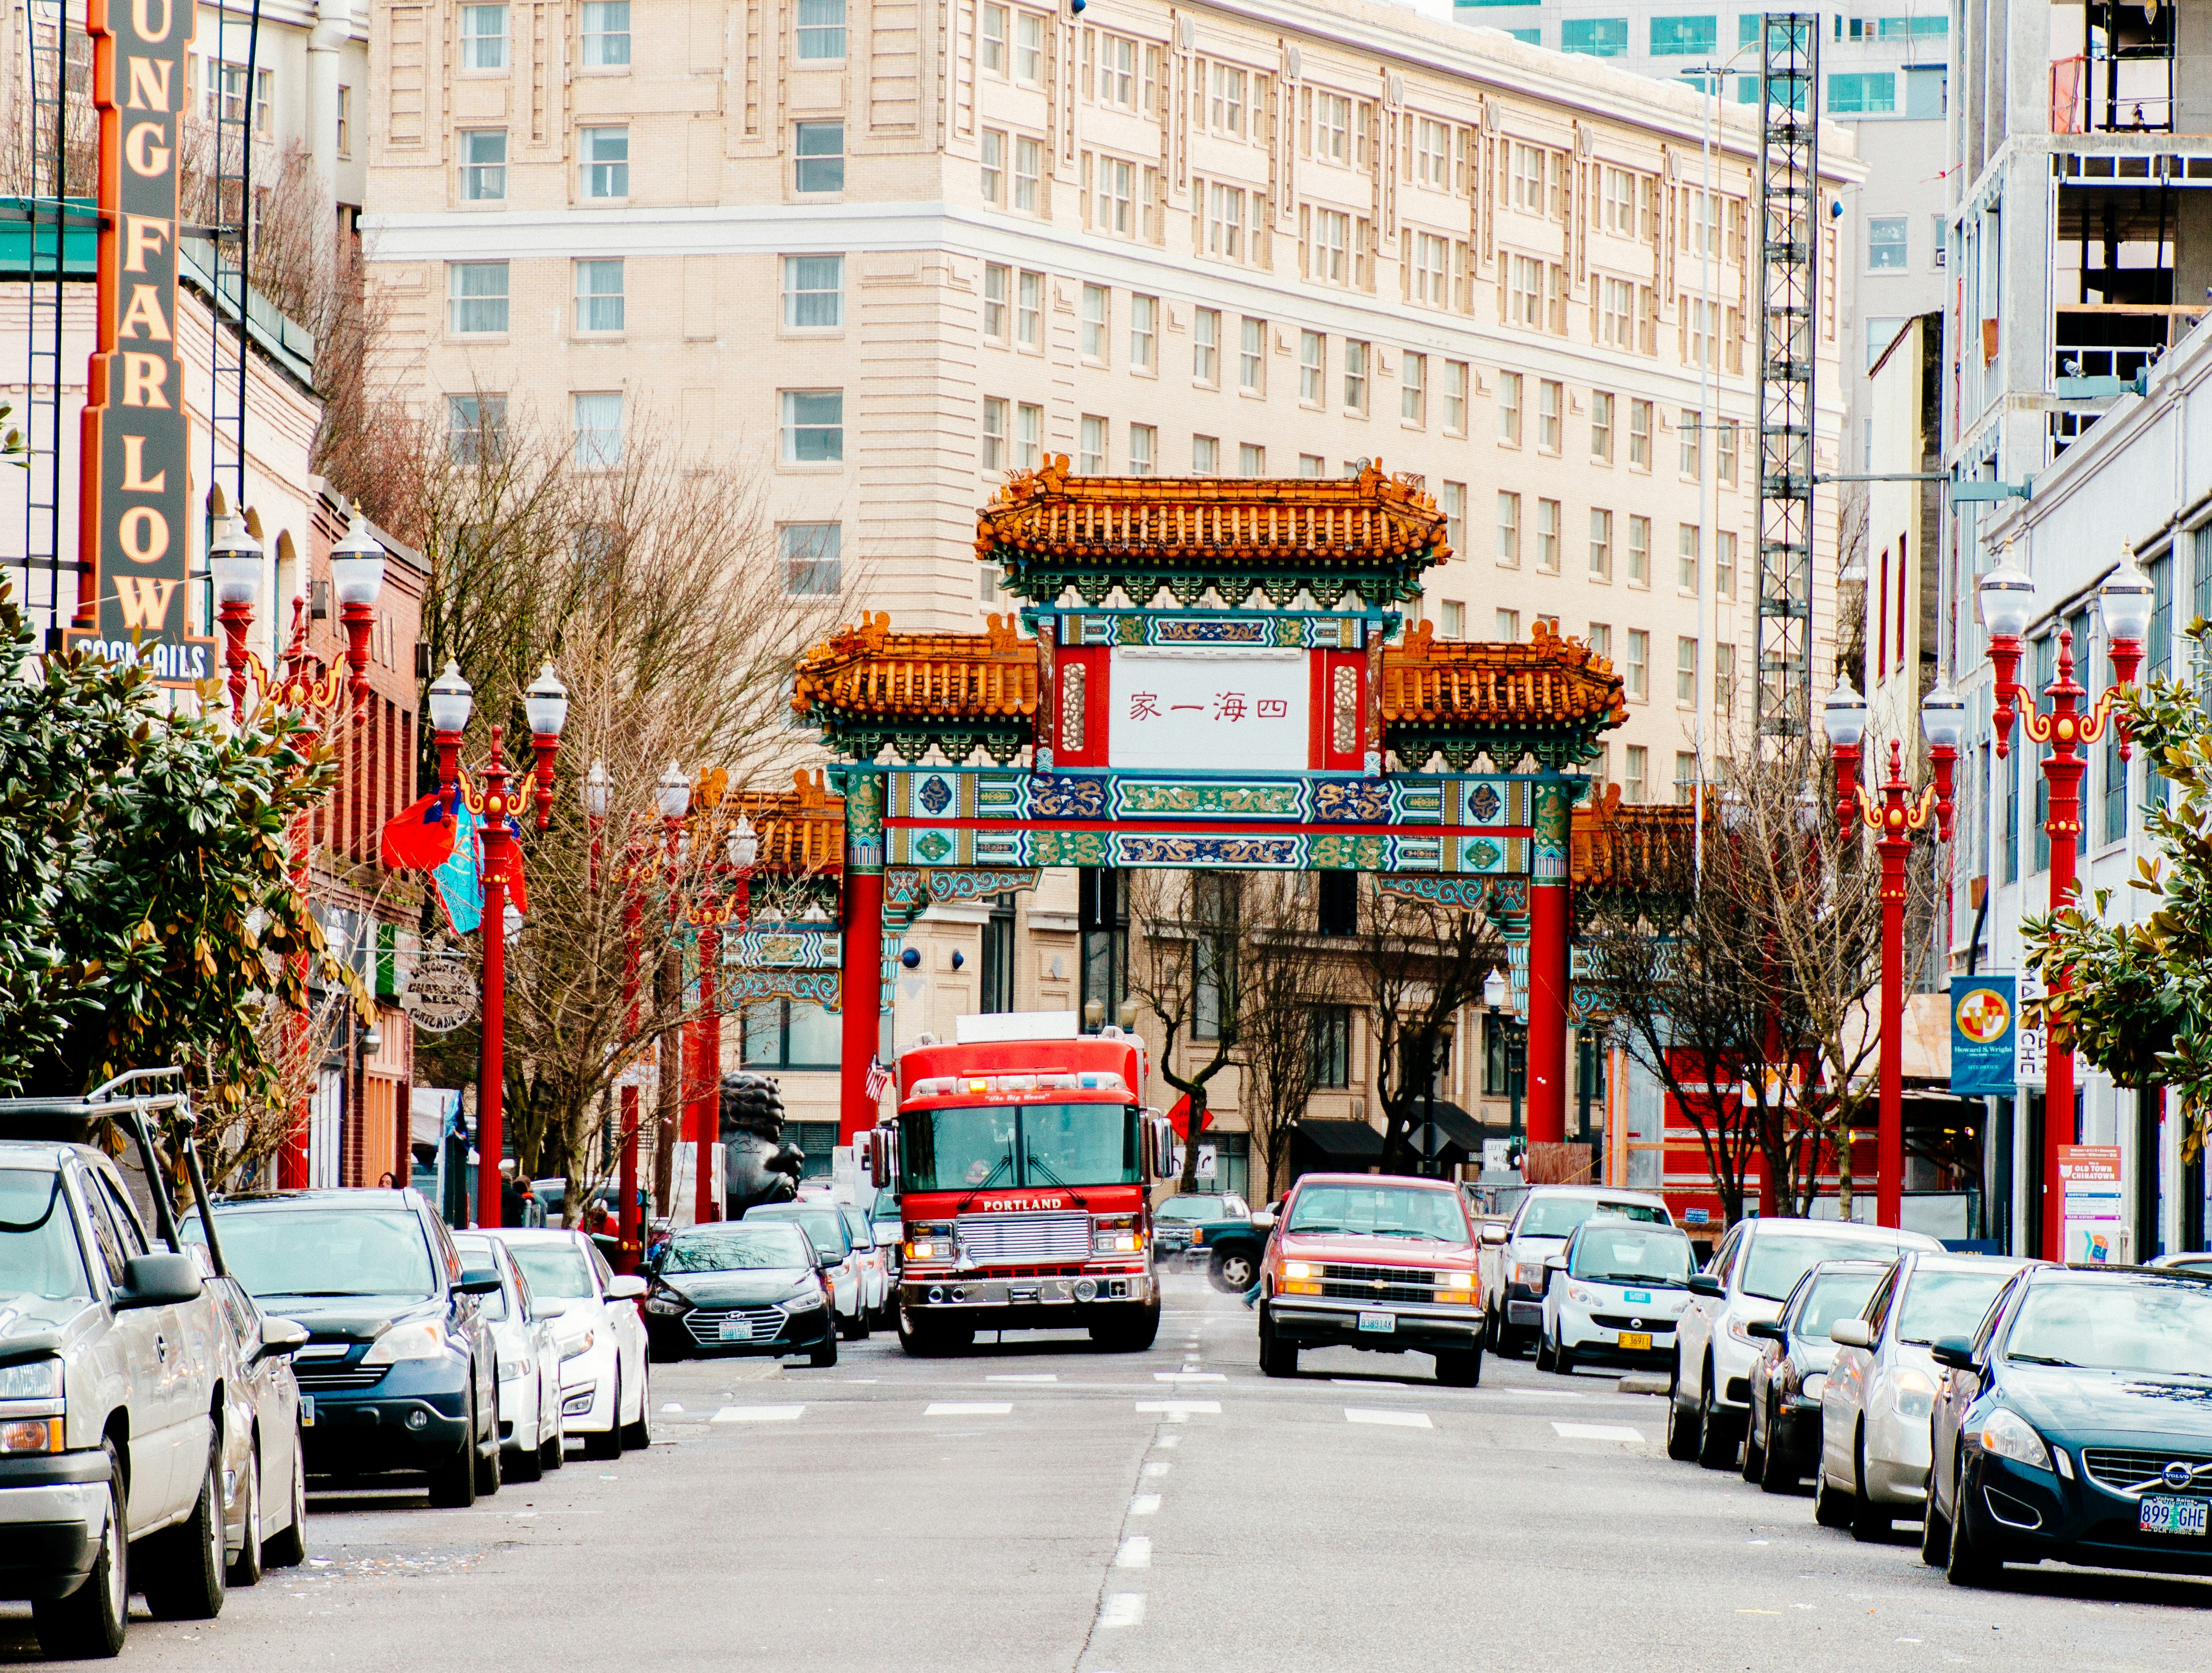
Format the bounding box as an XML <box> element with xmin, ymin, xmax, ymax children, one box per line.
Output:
<box><xmin>0</xmin><ymin>583</ymin><xmax>359</xmax><ymax>1124</ymax></box>
<box><xmin>2024</xmin><ymin>645</ymin><xmax>2212</xmax><ymax>1163</ymax></box>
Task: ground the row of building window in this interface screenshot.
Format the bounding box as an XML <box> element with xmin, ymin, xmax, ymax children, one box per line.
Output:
<box><xmin>460</xmin><ymin>0</ymin><xmax>631</xmax><ymax>69</ymax></box>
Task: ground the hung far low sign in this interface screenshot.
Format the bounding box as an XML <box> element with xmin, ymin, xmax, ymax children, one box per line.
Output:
<box><xmin>66</xmin><ymin>0</ymin><xmax>211</xmax><ymax>686</ymax></box>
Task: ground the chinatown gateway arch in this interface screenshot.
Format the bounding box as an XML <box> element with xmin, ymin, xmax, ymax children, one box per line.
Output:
<box><xmin>770</xmin><ymin>460</ymin><xmax>1685</xmax><ymax>1157</ymax></box>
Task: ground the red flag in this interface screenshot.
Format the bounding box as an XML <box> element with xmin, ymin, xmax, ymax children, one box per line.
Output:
<box><xmin>380</xmin><ymin>791</ymin><xmax>455</xmax><ymax>872</ymax></box>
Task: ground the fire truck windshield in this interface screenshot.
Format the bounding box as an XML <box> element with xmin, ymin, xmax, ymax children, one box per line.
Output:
<box><xmin>903</xmin><ymin>1103</ymin><xmax>1139</xmax><ymax>1194</ymax></box>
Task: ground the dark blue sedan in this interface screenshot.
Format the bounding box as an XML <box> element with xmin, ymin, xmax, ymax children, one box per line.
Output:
<box><xmin>1925</xmin><ymin>1265</ymin><xmax>2212</xmax><ymax>1585</ymax></box>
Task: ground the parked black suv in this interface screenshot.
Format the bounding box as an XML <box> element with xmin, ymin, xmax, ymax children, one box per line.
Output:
<box><xmin>185</xmin><ymin>1190</ymin><xmax>502</xmax><ymax>1507</ymax></box>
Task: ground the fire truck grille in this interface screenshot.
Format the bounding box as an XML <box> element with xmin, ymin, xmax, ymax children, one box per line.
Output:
<box><xmin>956</xmin><ymin>1212</ymin><xmax>1092</xmax><ymax>1265</ymax></box>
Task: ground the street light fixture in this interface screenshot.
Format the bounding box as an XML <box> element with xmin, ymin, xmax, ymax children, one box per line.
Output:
<box><xmin>523</xmin><ymin>662</ymin><xmax>569</xmax><ymax>830</ymax></box>
<box><xmin>208</xmin><ymin>515</ymin><xmax>264</xmax><ymax>722</ymax></box>
<box><xmin>581</xmin><ymin>757</ymin><xmax>611</xmax><ymax>820</ymax></box>
<box><xmin>1821</xmin><ymin>673</ymin><xmax>1868</xmax><ymax>825</ymax></box>
<box><xmin>1977</xmin><ymin>539</ymin><xmax>2147</xmax><ymax>1261</ymax></box>
<box><xmin>428</xmin><ymin>660</ymin><xmax>473</xmax><ymax>819</ymax></box>
<box><xmin>328</xmin><ymin>507</ymin><xmax>388</xmax><ymax>704</ymax></box>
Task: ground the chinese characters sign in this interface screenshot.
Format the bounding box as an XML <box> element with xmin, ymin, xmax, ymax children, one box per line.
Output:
<box><xmin>1106</xmin><ymin>648</ymin><xmax>1308</xmax><ymax>772</ymax></box>
<box><xmin>67</xmin><ymin>0</ymin><xmax>210</xmax><ymax>685</ymax></box>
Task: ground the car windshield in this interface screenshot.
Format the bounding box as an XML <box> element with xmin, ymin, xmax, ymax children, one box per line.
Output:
<box><xmin>1519</xmin><ymin>1196</ymin><xmax>1667</xmax><ymax>1237</ymax></box>
<box><xmin>508</xmin><ymin>1243</ymin><xmax>595</xmax><ymax>1301</ymax></box>
<box><xmin>1156</xmin><ymin>1198</ymin><xmax>1228</xmax><ymax>1223</ymax></box>
<box><xmin>1741</xmin><ymin>1235</ymin><xmax>1906</xmax><ymax>1303</ymax></box>
<box><xmin>901</xmin><ymin>1103</ymin><xmax>1139</xmax><ymax>1193</ymax></box>
<box><xmin>1286</xmin><ymin>1184</ymin><xmax>1468</xmax><ymax>1244</ymax></box>
<box><xmin>1896</xmin><ymin>1267</ymin><xmax>2016</xmax><ymax>1346</ymax></box>
<box><xmin>0</xmin><ymin>1170</ymin><xmax>89</xmax><ymax>1301</ymax></box>
<box><xmin>1569</xmin><ymin>1224</ymin><xmax>1693</xmax><ymax>1284</ymax></box>
<box><xmin>663</xmin><ymin>1225</ymin><xmax>810</xmax><ymax>1272</ymax></box>
<box><xmin>751</xmin><ymin>1208</ymin><xmax>849</xmax><ymax>1258</ymax></box>
<box><xmin>2005</xmin><ymin>1277</ymin><xmax>2212</xmax><ymax>1375</ymax></box>
<box><xmin>1793</xmin><ymin>1271</ymin><xmax>1882</xmax><ymax>1341</ymax></box>
<box><xmin>206</xmin><ymin>1208</ymin><xmax>436</xmax><ymax>1300</ymax></box>
<box><xmin>840</xmin><ymin>1208</ymin><xmax>869</xmax><ymax>1241</ymax></box>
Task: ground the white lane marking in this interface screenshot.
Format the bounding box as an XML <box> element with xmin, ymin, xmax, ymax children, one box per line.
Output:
<box><xmin>1153</xmin><ymin>1372</ymin><xmax>1226</xmax><ymax>1383</ymax></box>
<box><xmin>1097</xmin><ymin>1593</ymin><xmax>1147</xmax><ymax>1629</ymax></box>
<box><xmin>1346</xmin><ymin>1407</ymin><xmax>1433</xmax><ymax>1428</ymax></box>
<box><xmin>1476</xmin><ymin>1387</ymin><xmax>1584</xmax><ymax>1399</ymax></box>
<box><xmin>1129</xmin><ymin>1494</ymin><xmax>1161</xmax><ymax>1515</ymax></box>
<box><xmin>1142</xmin><ymin>1461</ymin><xmax>1172</xmax><ymax>1478</ymax></box>
<box><xmin>1551</xmin><ymin>1422</ymin><xmax>1645</xmax><ymax>1443</ymax></box>
<box><xmin>925</xmin><ymin>1402</ymin><xmax>1013</xmax><ymax>1416</ymax></box>
<box><xmin>1115</xmin><ymin>1536</ymin><xmax>1152</xmax><ymax>1569</ymax></box>
<box><xmin>1155</xmin><ymin>1433</ymin><xmax>1182</xmax><ymax>1449</ymax></box>
<box><xmin>660</xmin><ymin>1403</ymin><xmax>684</xmax><ymax>1413</ymax></box>
<box><xmin>712</xmin><ymin>1405</ymin><xmax>804</xmax><ymax>1422</ymax></box>
<box><xmin>1135</xmin><ymin>1400</ymin><xmax>1220</xmax><ymax>1414</ymax></box>
<box><xmin>986</xmin><ymin>1374</ymin><xmax>1059</xmax><ymax>1383</ymax></box>
<box><xmin>841</xmin><ymin>1378</ymin><xmax>879</xmax><ymax>1385</ymax></box>
<box><xmin>1330</xmin><ymin>1379</ymin><xmax>1406</xmax><ymax>1387</ymax></box>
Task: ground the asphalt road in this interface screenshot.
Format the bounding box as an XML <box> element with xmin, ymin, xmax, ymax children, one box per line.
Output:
<box><xmin>8</xmin><ymin>1271</ymin><xmax>2209</xmax><ymax>1671</ymax></box>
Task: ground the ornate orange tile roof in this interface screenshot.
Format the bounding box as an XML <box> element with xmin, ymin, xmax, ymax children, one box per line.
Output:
<box><xmin>791</xmin><ymin>611</ymin><xmax>1038</xmax><ymax>729</ymax></box>
<box><xmin>1571</xmin><ymin>783</ymin><xmax>1696</xmax><ymax>897</ymax></box>
<box><xmin>976</xmin><ymin>459</ymin><xmax>1449</xmax><ymax>606</ymax></box>
<box><xmin>1381</xmin><ymin>619</ymin><xmax>1627</xmax><ymax>767</ymax></box>
<box><xmin>728</xmin><ymin>769</ymin><xmax>846</xmax><ymax>874</ymax></box>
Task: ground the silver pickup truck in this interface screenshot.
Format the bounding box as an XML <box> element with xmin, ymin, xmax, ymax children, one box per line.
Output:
<box><xmin>0</xmin><ymin>1072</ymin><xmax>251</xmax><ymax>1659</ymax></box>
<box><xmin>1477</xmin><ymin>1184</ymin><xmax>1676</xmax><ymax>1356</ymax></box>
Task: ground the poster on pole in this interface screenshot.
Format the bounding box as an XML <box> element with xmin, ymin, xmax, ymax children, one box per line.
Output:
<box><xmin>2057</xmin><ymin>1144</ymin><xmax>2125</xmax><ymax>1264</ymax></box>
<box><xmin>1949</xmin><ymin>974</ymin><xmax>2016</xmax><ymax>1097</ymax></box>
<box><xmin>2013</xmin><ymin>978</ymin><xmax>2048</xmax><ymax>1091</ymax></box>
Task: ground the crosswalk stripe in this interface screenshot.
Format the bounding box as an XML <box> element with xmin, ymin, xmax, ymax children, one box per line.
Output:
<box><xmin>712</xmin><ymin>1405</ymin><xmax>805</xmax><ymax>1423</ymax></box>
<box><xmin>1551</xmin><ymin>1422</ymin><xmax>1645</xmax><ymax>1443</ymax></box>
<box><xmin>985</xmin><ymin>1374</ymin><xmax>1058</xmax><ymax>1383</ymax></box>
<box><xmin>1135</xmin><ymin>1399</ymin><xmax>1220</xmax><ymax>1414</ymax></box>
<box><xmin>1345</xmin><ymin>1408</ymin><xmax>1433</xmax><ymax>1428</ymax></box>
<box><xmin>1097</xmin><ymin>1593</ymin><xmax>1147</xmax><ymax>1628</ymax></box>
<box><xmin>925</xmin><ymin>1401</ymin><xmax>1012</xmax><ymax>1416</ymax></box>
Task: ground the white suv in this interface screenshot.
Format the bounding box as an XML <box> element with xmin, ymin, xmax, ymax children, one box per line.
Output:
<box><xmin>1666</xmin><ymin>1217</ymin><xmax>1941</xmax><ymax>1470</ymax></box>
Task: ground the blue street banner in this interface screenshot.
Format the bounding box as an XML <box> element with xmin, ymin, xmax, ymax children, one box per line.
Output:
<box><xmin>1950</xmin><ymin>974</ymin><xmax>2016</xmax><ymax>1097</ymax></box>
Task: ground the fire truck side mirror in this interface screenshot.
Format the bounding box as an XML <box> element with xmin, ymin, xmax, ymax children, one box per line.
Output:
<box><xmin>1145</xmin><ymin>1117</ymin><xmax>1176</xmax><ymax>1181</ymax></box>
<box><xmin>864</xmin><ymin>1126</ymin><xmax>899</xmax><ymax>1186</ymax></box>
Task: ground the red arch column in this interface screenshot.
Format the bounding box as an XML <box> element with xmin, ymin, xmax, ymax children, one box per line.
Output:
<box><xmin>1525</xmin><ymin>771</ymin><xmax>1571</xmax><ymax>1145</ymax></box>
<box><xmin>838</xmin><ymin>770</ymin><xmax>886</xmax><ymax>1144</ymax></box>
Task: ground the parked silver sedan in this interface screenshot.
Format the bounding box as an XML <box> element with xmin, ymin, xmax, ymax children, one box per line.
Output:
<box><xmin>1815</xmin><ymin>1250</ymin><xmax>2034</xmax><ymax>1539</ymax></box>
<box><xmin>454</xmin><ymin>1233</ymin><xmax>565</xmax><ymax>1481</ymax></box>
<box><xmin>198</xmin><ymin>1263</ymin><xmax>310</xmax><ymax>1586</ymax></box>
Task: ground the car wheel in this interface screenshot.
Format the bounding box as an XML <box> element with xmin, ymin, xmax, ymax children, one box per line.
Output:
<box><xmin>1534</xmin><ymin>1326</ymin><xmax>1555</xmax><ymax>1373</ymax></box>
<box><xmin>809</xmin><ymin>1324</ymin><xmax>839</xmax><ymax>1368</ymax></box>
<box><xmin>1259</xmin><ymin>1305</ymin><xmax>1298</xmax><ymax>1379</ymax></box>
<box><xmin>428</xmin><ymin>1395</ymin><xmax>480</xmax><ymax>1508</ymax></box>
<box><xmin>1555</xmin><ymin>1337</ymin><xmax>1576</xmax><ymax>1377</ymax></box>
<box><xmin>506</xmin><ymin>1431</ymin><xmax>545</xmax><ymax>1483</ymax></box>
<box><xmin>1695</xmin><ymin>1370</ymin><xmax>1737</xmax><ymax>1470</ymax></box>
<box><xmin>475</xmin><ymin>1421</ymin><xmax>503</xmax><ymax>1496</ymax></box>
<box><xmin>228</xmin><ymin>1437</ymin><xmax>265</xmax><ymax>1587</ymax></box>
<box><xmin>583</xmin><ymin>1372</ymin><xmax>622</xmax><ymax>1461</ymax></box>
<box><xmin>1850</xmin><ymin>1430</ymin><xmax>1889</xmax><ymax>1542</ymax></box>
<box><xmin>143</xmin><ymin>1441</ymin><xmax>227</xmax><ymax>1621</ymax></box>
<box><xmin>1920</xmin><ymin>1492</ymin><xmax>1951</xmax><ymax>1566</ymax></box>
<box><xmin>33</xmin><ymin>1438</ymin><xmax>127</xmax><ymax>1660</ymax></box>
<box><xmin>263</xmin><ymin>1431</ymin><xmax>308</xmax><ymax>1569</ymax></box>
<box><xmin>1813</xmin><ymin>1462</ymin><xmax>1855</xmax><ymax>1530</ymax></box>
<box><xmin>1664</xmin><ymin>1357</ymin><xmax>1701</xmax><ymax>1463</ymax></box>
<box><xmin>1759</xmin><ymin>1405</ymin><xmax>1795</xmax><ymax>1494</ymax></box>
<box><xmin>1434</xmin><ymin>1347</ymin><xmax>1482</xmax><ymax>1388</ymax></box>
<box><xmin>620</xmin><ymin>1365</ymin><xmax>653</xmax><ymax>1450</ymax></box>
<box><xmin>541</xmin><ymin>1422</ymin><xmax>566</xmax><ymax>1472</ymax></box>
<box><xmin>1740</xmin><ymin>1407</ymin><xmax>1765</xmax><ymax>1484</ymax></box>
<box><xmin>1210</xmin><ymin>1248</ymin><xmax>1257</xmax><ymax>1293</ymax></box>
<box><xmin>1946</xmin><ymin>1462</ymin><xmax>2002</xmax><ymax>1587</ymax></box>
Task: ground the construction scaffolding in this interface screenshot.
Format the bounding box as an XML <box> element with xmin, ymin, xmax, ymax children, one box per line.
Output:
<box><xmin>1754</xmin><ymin>12</ymin><xmax>1819</xmax><ymax>741</ymax></box>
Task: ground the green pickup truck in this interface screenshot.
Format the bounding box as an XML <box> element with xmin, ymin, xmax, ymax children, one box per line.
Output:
<box><xmin>1152</xmin><ymin>1194</ymin><xmax>1263</xmax><ymax>1292</ymax></box>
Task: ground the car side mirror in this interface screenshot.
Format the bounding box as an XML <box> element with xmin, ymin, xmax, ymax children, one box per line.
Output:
<box><xmin>1687</xmin><ymin>1273</ymin><xmax>1724</xmax><ymax>1299</ymax></box>
<box><xmin>604</xmin><ymin>1274</ymin><xmax>648</xmax><ymax>1302</ymax></box>
<box><xmin>112</xmin><ymin>1251</ymin><xmax>203</xmax><ymax>1311</ymax></box>
<box><xmin>1828</xmin><ymin>1318</ymin><xmax>1873</xmax><ymax>1349</ymax></box>
<box><xmin>1929</xmin><ymin>1338</ymin><xmax>1979</xmax><ymax>1373</ymax></box>
<box><xmin>1480</xmin><ymin>1223</ymin><xmax>1509</xmax><ymax>1246</ymax></box>
<box><xmin>256</xmin><ymin>1315</ymin><xmax>310</xmax><ymax>1362</ymax></box>
<box><xmin>1745</xmin><ymin>1319</ymin><xmax>1786</xmax><ymax>1344</ymax></box>
<box><xmin>1543</xmin><ymin>1254</ymin><xmax>1567</xmax><ymax>1271</ymax></box>
<box><xmin>455</xmin><ymin>1266</ymin><xmax>503</xmax><ymax>1296</ymax></box>
<box><xmin>1250</xmin><ymin>1210</ymin><xmax>1277</xmax><ymax>1232</ymax></box>
<box><xmin>865</xmin><ymin>1126</ymin><xmax>899</xmax><ymax>1188</ymax></box>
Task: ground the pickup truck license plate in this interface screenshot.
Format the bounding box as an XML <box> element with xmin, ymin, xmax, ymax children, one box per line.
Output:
<box><xmin>1617</xmin><ymin>1332</ymin><xmax>1651</xmax><ymax>1353</ymax></box>
<box><xmin>717</xmin><ymin>1317</ymin><xmax>753</xmax><ymax>1342</ymax></box>
<box><xmin>1357</xmin><ymin>1311</ymin><xmax>1396</xmax><ymax>1334</ymax></box>
<box><xmin>299</xmin><ymin>1397</ymin><xmax>314</xmax><ymax>1428</ymax></box>
<box><xmin>2139</xmin><ymin>1496</ymin><xmax>2209</xmax><ymax>1537</ymax></box>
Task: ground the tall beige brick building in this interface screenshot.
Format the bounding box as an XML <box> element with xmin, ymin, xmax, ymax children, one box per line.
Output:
<box><xmin>362</xmin><ymin>0</ymin><xmax>1852</xmax><ymax>1191</ymax></box>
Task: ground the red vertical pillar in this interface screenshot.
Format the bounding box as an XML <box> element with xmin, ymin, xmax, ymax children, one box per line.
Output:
<box><xmin>691</xmin><ymin>920</ymin><xmax>720</xmax><ymax>1225</ymax></box>
<box><xmin>839</xmin><ymin>768</ymin><xmax>887</xmax><ymax>1145</ymax></box>
<box><xmin>1876</xmin><ymin>791</ymin><xmax>1908</xmax><ymax>1230</ymax></box>
<box><xmin>477</xmin><ymin>826</ymin><xmax>509</xmax><ymax>1231</ymax></box>
<box><xmin>1525</xmin><ymin>771</ymin><xmax>1571</xmax><ymax>1145</ymax></box>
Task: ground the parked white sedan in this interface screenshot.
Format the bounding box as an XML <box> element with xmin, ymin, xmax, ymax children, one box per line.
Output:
<box><xmin>838</xmin><ymin>1203</ymin><xmax>890</xmax><ymax>1326</ymax></box>
<box><xmin>496</xmin><ymin>1229</ymin><xmax>652</xmax><ymax>1461</ymax></box>
<box><xmin>454</xmin><ymin>1232</ymin><xmax>565</xmax><ymax>1482</ymax></box>
<box><xmin>1814</xmin><ymin>1250</ymin><xmax>2032</xmax><ymax>1538</ymax></box>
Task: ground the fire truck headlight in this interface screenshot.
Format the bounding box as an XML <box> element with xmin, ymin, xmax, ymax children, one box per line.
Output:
<box><xmin>1093</xmin><ymin>1231</ymin><xmax>1142</xmax><ymax>1254</ymax></box>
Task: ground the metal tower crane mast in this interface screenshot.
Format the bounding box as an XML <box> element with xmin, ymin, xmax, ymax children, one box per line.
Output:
<box><xmin>1754</xmin><ymin>13</ymin><xmax>1819</xmax><ymax>741</ymax></box>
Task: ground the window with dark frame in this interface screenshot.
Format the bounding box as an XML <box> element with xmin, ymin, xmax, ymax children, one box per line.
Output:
<box><xmin>1310</xmin><ymin>1005</ymin><xmax>1351</xmax><ymax>1087</ymax></box>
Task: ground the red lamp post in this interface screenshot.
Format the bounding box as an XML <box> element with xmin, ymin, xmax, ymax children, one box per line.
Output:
<box><xmin>1978</xmin><ymin>544</ymin><xmax>2151</xmax><ymax>1261</ymax></box>
<box><xmin>654</xmin><ymin>765</ymin><xmax>693</xmax><ymax>1239</ymax></box>
<box><xmin>684</xmin><ymin>812</ymin><xmax>759</xmax><ymax>1228</ymax></box>
<box><xmin>1822</xmin><ymin>675</ymin><xmax>1960</xmax><ymax>1230</ymax></box>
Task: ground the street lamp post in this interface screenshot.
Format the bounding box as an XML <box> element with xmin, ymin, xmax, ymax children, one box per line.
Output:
<box><xmin>1978</xmin><ymin>545</ymin><xmax>2150</xmax><ymax>1261</ymax></box>
<box><xmin>685</xmin><ymin>812</ymin><xmax>760</xmax><ymax>1227</ymax></box>
<box><xmin>654</xmin><ymin>765</ymin><xmax>692</xmax><ymax>1237</ymax></box>
<box><xmin>1822</xmin><ymin>675</ymin><xmax>1959</xmax><ymax>1230</ymax></box>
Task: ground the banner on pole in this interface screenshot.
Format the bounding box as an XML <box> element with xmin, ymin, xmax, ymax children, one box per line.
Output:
<box><xmin>1948</xmin><ymin>974</ymin><xmax>2016</xmax><ymax>1097</ymax></box>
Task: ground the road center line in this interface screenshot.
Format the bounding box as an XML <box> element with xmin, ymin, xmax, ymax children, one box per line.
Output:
<box><xmin>1097</xmin><ymin>1593</ymin><xmax>1147</xmax><ymax>1629</ymax></box>
<box><xmin>1345</xmin><ymin>1408</ymin><xmax>1433</xmax><ymax>1428</ymax></box>
<box><xmin>1135</xmin><ymin>1399</ymin><xmax>1220</xmax><ymax>1414</ymax></box>
<box><xmin>1129</xmin><ymin>1494</ymin><xmax>1161</xmax><ymax>1515</ymax></box>
<box><xmin>1115</xmin><ymin>1536</ymin><xmax>1152</xmax><ymax>1569</ymax></box>
<box><xmin>711</xmin><ymin>1405</ymin><xmax>804</xmax><ymax>1422</ymax></box>
<box><xmin>1551</xmin><ymin>1422</ymin><xmax>1646</xmax><ymax>1443</ymax></box>
<box><xmin>986</xmin><ymin>1374</ymin><xmax>1059</xmax><ymax>1383</ymax></box>
<box><xmin>925</xmin><ymin>1402</ymin><xmax>1013</xmax><ymax>1415</ymax></box>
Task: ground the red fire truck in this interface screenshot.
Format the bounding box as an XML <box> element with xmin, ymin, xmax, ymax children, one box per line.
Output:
<box><xmin>865</xmin><ymin>1015</ymin><xmax>1175</xmax><ymax>1357</ymax></box>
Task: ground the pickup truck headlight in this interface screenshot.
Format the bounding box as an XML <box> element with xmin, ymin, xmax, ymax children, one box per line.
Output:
<box><xmin>1978</xmin><ymin>1406</ymin><xmax>2052</xmax><ymax>1472</ymax></box>
<box><xmin>0</xmin><ymin>1358</ymin><xmax>62</xmax><ymax>1400</ymax></box>
<box><xmin>0</xmin><ymin>1418</ymin><xmax>60</xmax><ymax>1454</ymax></box>
<box><xmin>1279</xmin><ymin>1260</ymin><xmax>1321</xmax><ymax>1296</ymax></box>
<box><xmin>1512</xmin><ymin>1261</ymin><xmax>1548</xmax><ymax>1289</ymax></box>
<box><xmin>1437</xmin><ymin>1270</ymin><xmax>1478</xmax><ymax>1303</ymax></box>
<box><xmin>362</xmin><ymin>1321</ymin><xmax>451</xmax><ymax>1365</ymax></box>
